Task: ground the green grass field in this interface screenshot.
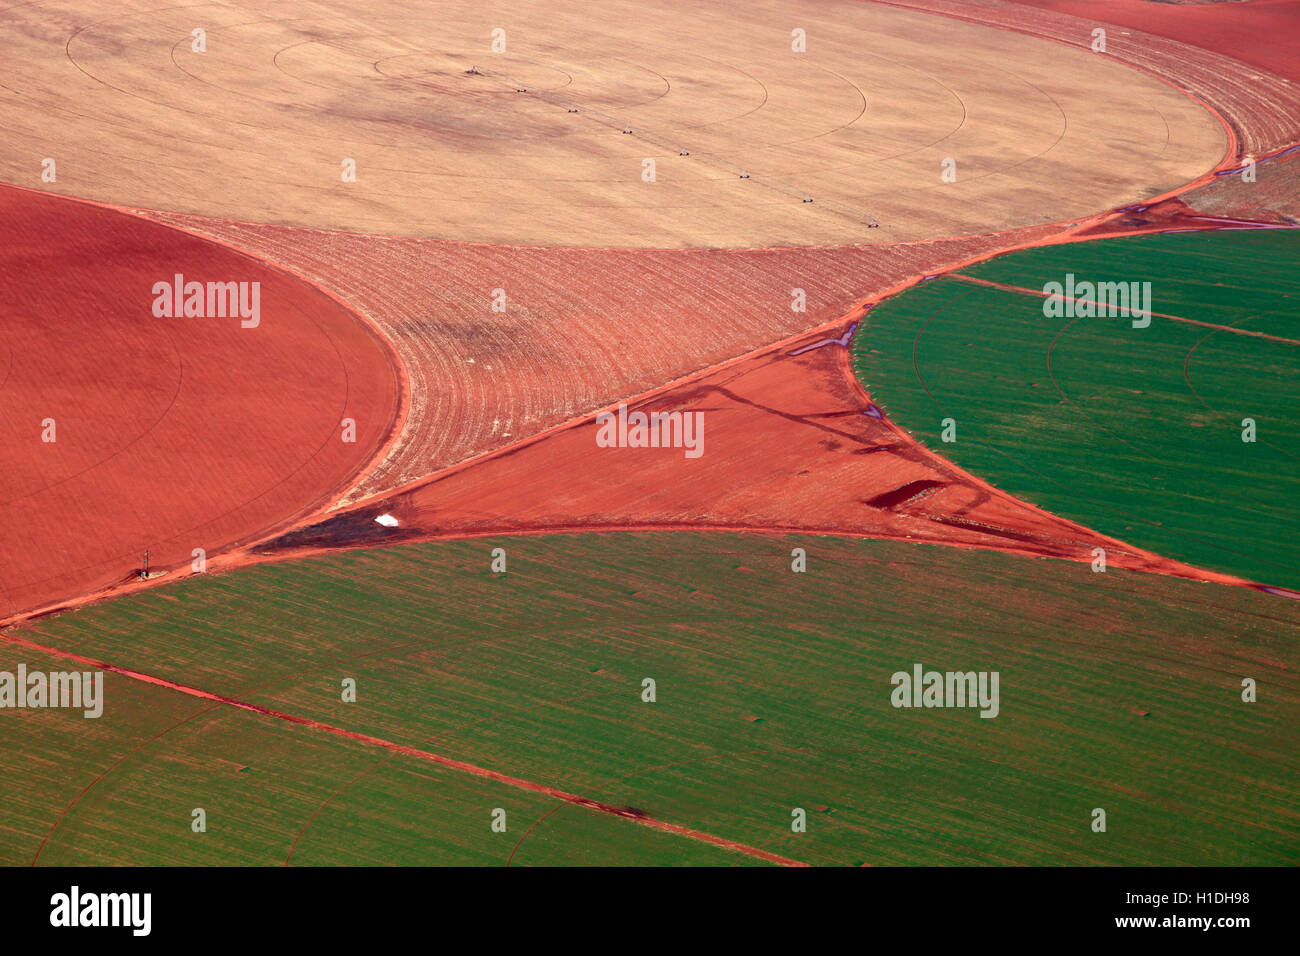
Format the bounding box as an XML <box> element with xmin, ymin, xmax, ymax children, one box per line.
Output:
<box><xmin>852</xmin><ymin>230</ymin><xmax>1300</xmax><ymax>589</ymax></box>
<box><xmin>4</xmin><ymin>532</ymin><xmax>1297</xmax><ymax>866</ymax></box>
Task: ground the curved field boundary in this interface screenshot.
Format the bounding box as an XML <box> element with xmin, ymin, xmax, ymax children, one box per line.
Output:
<box><xmin>1005</xmin><ymin>0</ymin><xmax>1300</xmax><ymax>87</ymax></box>
<box><xmin>0</xmin><ymin>184</ymin><xmax>403</xmax><ymax>624</ymax></box>
<box><xmin>126</xmin><ymin>0</ymin><xmax>1300</xmax><ymax>510</ymax></box>
<box><xmin>14</xmin><ymin>0</ymin><xmax>1296</xmax><ymax>620</ymax></box>
<box><xmin>850</xmin><ymin>229</ymin><xmax>1300</xmax><ymax>590</ymax></box>
<box><xmin>0</xmin><ymin>0</ymin><xmax>1223</xmax><ymax>246</ymax></box>
<box><xmin>134</xmin><ymin>217</ymin><xmax>1067</xmax><ymax>504</ymax></box>
<box><xmin>140</xmin><ymin>205</ymin><xmax>1291</xmax><ymax>602</ymax></box>
<box><xmin>869</xmin><ymin>0</ymin><xmax>1300</xmax><ymax>160</ymax></box>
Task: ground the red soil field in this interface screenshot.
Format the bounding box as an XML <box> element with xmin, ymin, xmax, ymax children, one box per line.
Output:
<box><xmin>1009</xmin><ymin>0</ymin><xmax>1300</xmax><ymax>86</ymax></box>
<box><xmin>261</xmin><ymin>317</ymin><xmax>1245</xmax><ymax>587</ymax></box>
<box><xmin>874</xmin><ymin>0</ymin><xmax>1300</xmax><ymax>158</ymax></box>
<box><xmin>0</xmin><ymin>186</ymin><xmax>401</xmax><ymax>623</ymax></box>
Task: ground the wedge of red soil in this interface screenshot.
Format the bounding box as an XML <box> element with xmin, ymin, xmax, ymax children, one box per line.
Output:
<box><xmin>0</xmin><ymin>186</ymin><xmax>401</xmax><ymax>623</ymax></box>
<box><xmin>875</xmin><ymin>0</ymin><xmax>1300</xmax><ymax>158</ymax></box>
<box><xmin>261</xmin><ymin>321</ymin><xmax>1239</xmax><ymax>586</ymax></box>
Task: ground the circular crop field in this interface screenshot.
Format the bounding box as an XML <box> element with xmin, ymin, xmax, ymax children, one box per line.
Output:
<box><xmin>0</xmin><ymin>0</ymin><xmax>1224</xmax><ymax>245</ymax></box>
<box><xmin>852</xmin><ymin>229</ymin><xmax>1300</xmax><ymax>590</ymax></box>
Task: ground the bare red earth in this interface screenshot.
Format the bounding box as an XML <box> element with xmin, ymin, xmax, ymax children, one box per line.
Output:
<box><xmin>1009</xmin><ymin>0</ymin><xmax>1300</xmax><ymax>86</ymax></box>
<box><xmin>240</xmin><ymin>187</ymin><xmax>1286</xmax><ymax>591</ymax></box>
<box><xmin>258</xmin><ymin>315</ymin><xmax>1247</xmax><ymax>588</ymax></box>
<box><xmin>0</xmin><ymin>186</ymin><xmax>401</xmax><ymax>623</ymax></box>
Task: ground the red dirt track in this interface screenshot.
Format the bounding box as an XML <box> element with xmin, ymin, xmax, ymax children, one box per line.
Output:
<box><xmin>1</xmin><ymin>629</ymin><xmax>804</xmax><ymax>867</ymax></box>
<box><xmin>0</xmin><ymin>185</ymin><xmax>401</xmax><ymax>622</ymax></box>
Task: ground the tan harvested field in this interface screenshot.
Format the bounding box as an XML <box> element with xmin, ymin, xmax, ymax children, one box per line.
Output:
<box><xmin>0</xmin><ymin>0</ymin><xmax>1226</xmax><ymax>246</ymax></box>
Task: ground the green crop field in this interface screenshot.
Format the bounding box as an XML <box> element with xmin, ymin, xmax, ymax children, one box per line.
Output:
<box><xmin>0</xmin><ymin>651</ymin><xmax>745</xmax><ymax>867</ymax></box>
<box><xmin>4</xmin><ymin>533</ymin><xmax>1297</xmax><ymax>866</ymax></box>
<box><xmin>852</xmin><ymin>230</ymin><xmax>1300</xmax><ymax>589</ymax></box>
